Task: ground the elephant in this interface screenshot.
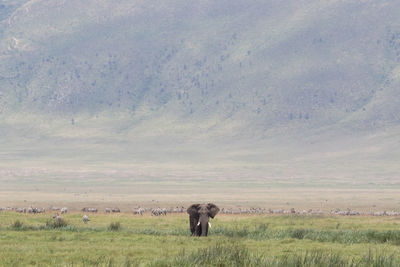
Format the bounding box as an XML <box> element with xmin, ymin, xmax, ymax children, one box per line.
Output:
<box><xmin>187</xmin><ymin>203</ymin><xmax>219</xmax><ymax>236</ymax></box>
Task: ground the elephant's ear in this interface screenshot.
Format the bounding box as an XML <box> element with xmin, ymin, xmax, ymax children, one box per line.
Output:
<box><xmin>187</xmin><ymin>204</ymin><xmax>200</xmax><ymax>215</ymax></box>
<box><xmin>207</xmin><ymin>203</ymin><xmax>220</xmax><ymax>218</ymax></box>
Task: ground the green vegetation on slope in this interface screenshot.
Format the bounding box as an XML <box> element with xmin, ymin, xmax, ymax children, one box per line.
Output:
<box><xmin>1</xmin><ymin>1</ymin><xmax>400</xmax><ymax>129</ymax></box>
<box><xmin>1</xmin><ymin>1</ymin><xmax>400</xmax><ymax>183</ymax></box>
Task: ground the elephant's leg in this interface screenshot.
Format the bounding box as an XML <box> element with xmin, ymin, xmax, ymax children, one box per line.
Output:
<box><xmin>189</xmin><ymin>216</ymin><xmax>197</xmax><ymax>235</ymax></box>
<box><xmin>196</xmin><ymin>224</ymin><xmax>202</xmax><ymax>236</ymax></box>
<box><xmin>191</xmin><ymin>224</ymin><xmax>196</xmax><ymax>235</ymax></box>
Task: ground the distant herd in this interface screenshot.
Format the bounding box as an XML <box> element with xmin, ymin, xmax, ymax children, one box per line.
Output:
<box><xmin>1</xmin><ymin>206</ymin><xmax>399</xmax><ymax>217</ymax></box>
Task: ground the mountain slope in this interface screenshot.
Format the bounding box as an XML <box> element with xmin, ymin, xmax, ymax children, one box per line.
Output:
<box><xmin>0</xmin><ymin>0</ymin><xmax>399</xmax><ymax>180</ymax></box>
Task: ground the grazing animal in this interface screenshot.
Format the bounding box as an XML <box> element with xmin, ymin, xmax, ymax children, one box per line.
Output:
<box><xmin>82</xmin><ymin>214</ymin><xmax>89</xmax><ymax>224</ymax></box>
<box><xmin>132</xmin><ymin>208</ymin><xmax>144</xmax><ymax>215</ymax></box>
<box><xmin>28</xmin><ymin>207</ymin><xmax>45</xmax><ymax>214</ymax></box>
<box><xmin>105</xmin><ymin>208</ymin><xmax>111</xmax><ymax>213</ymax></box>
<box><xmin>169</xmin><ymin>206</ymin><xmax>185</xmax><ymax>213</ymax></box>
<box><xmin>151</xmin><ymin>208</ymin><xmax>161</xmax><ymax>216</ymax></box>
<box><xmin>161</xmin><ymin>208</ymin><xmax>167</xmax><ymax>216</ymax></box>
<box><xmin>82</xmin><ymin>207</ymin><xmax>98</xmax><ymax>213</ymax></box>
<box><xmin>61</xmin><ymin>207</ymin><xmax>68</xmax><ymax>214</ymax></box>
<box><xmin>15</xmin><ymin>208</ymin><xmax>26</xmax><ymax>213</ymax></box>
<box><xmin>37</xmin><ymin>208</ymin><xmax>45</xmax><ymax>213</ymax></box>
<box><xmin>151</xmin><ymin>208</ymin><xmax>167</xmax><ymax>216</ymax></box>
<box><xmin>52</xmin><ymin>213</ymin><xmax>62</xmax><ymax>221</ymax></box>
<box><xmin>112</xmin><ymin>208</ymin><xmax>120</xmax><ymax>213</ymax></box>
<box><xmin>187</xmin><ymin>203</ymin><xmax>219</xmax><ymax>236</ymax></box>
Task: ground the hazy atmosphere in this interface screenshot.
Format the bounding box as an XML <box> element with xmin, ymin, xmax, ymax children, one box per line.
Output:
<box><xmin>2</xmin><ymin>1</ymin><xmax>400</xmax><ymax>266</ymax></box>
<box><xmin>1</xmin><ymin>0</ymin><xmax>399</xmax><ymax>208</ymax></box>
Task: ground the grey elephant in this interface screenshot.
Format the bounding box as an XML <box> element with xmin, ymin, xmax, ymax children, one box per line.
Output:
<box><xmin>187</xmin><ymin>203</ymin><xmax>219</xmax><ymax>236</ymax></box>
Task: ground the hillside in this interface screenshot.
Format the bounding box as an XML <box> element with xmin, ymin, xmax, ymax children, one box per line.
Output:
<box><xmin>0</xmin><ymin>0</ymin><xmax>399</xmax><ymax>182</ymax></box>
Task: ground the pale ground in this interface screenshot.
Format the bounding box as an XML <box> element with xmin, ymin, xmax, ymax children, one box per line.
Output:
<box><xmin>1</xmin><ymin>159</ymin><xmax>399</xmax><ymax>212</ymax></box>
<box><xmin>1</xmin><ymin>188</ymin><xmax>400</xmax><ymax>212</ymax></box>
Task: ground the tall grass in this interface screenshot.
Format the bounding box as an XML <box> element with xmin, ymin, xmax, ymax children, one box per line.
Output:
<box><xmin>151</xmin><ymin>244</ymin><xmax>264</xmax><ymax>267</ymax></box>
<box><xmin>210</xmin><ymin>227</ymin><xmax>400</xmax><ymax>245</ymax></box>
<box><xmin>45</xmin><ymin>218</ymin><xmax>68</xmax><ymax>228</ymax></box>
<box><xmin>10</xmin><ymin>220</ymin><xmax>24</xmax><ymax>230</ymax></box>
<box><xmin>151</xmin><ymin>243</ymin><xmax>400</xmax><ymax>267</ymax></box>
<box><xmin>6</xmin><ymin>219</ymin><xmax>400</xmax><ymax>246</ymax></box>
<box><xmin>3</xmin><ymin>213</ymin><xmax>400</xmax><ymax>266</ymax></box>
<box><xmin>108</xmin><ymin>222</ymin><xmax>122</xmax><ymax>231</ymax></box>
<box><xmin>9</xmin><ymin>220</ymin><xmax>36</xmax><ymax>231</ymax></box>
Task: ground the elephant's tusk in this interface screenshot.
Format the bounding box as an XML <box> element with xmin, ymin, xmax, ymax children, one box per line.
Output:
<box><xmin>208</xmin><ymin>222</ymin><xmax>211</xmax><ymax>228</ymax></box>
<box><xmin>197</xmin><ymin>221</ymin><xmax>200</xmax><ymax>226</ymax></box>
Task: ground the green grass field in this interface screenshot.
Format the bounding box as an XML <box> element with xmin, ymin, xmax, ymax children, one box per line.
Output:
<box><xmin>2</xmin><ymin>212</ymin><xmax>400</xmax><ymax>266</ymax></box>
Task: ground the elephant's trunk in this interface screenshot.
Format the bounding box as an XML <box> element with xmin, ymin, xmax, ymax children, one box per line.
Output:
<box><xmin>199</xmin><ymin>218</ymin><xmax>209</xmax><ymax>236</ymax></box>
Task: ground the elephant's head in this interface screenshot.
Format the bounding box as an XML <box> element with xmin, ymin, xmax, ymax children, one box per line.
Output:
<box><xmin>187</xmin><ymin>203</ymin><xmax>219</xmax><ymax>236</ymax></box>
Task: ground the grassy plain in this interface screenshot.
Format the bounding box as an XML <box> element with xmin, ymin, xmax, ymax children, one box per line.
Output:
<box><xmin>2</xmin><ymin>212</ymin><xmax>400</xmax><ymax>266</ymax></box>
